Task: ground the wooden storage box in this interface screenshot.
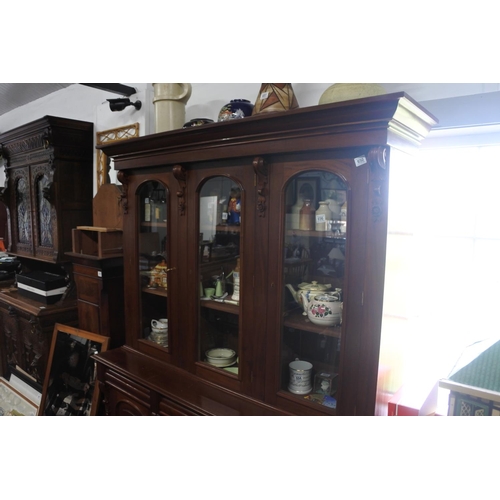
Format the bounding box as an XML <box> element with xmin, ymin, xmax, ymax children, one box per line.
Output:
<box><xmin>72</xmin><ymin>226</ymin><xmax>123</xmax><ymax>258</ymax></box>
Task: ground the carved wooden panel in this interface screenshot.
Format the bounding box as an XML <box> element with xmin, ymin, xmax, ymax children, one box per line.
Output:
<box><xmin>11</xmin><ymin>167</ymin><xmax>33</xmax><ymax>256</ymax></box>
<box><xmin>1</xmin><ymin>307</ymin><xmax>19</xmax><ymax>369</ymax></box>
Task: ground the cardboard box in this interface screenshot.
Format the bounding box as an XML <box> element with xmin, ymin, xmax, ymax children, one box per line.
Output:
<box><xmin>17</xmin><ymin>271</ymin><xmax>68</xmax><ymax>304</ymax></box>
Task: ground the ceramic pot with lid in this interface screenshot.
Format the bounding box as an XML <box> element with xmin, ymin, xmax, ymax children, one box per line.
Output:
<box><xmin>285</xmin><ymin>281</ymin><xmax>332</xmax><ymax>315</ymax></box>
<box><xmin>306</xmin><ymin>291</ymin><xmax>342</xmax><ymax>327</ymax></box>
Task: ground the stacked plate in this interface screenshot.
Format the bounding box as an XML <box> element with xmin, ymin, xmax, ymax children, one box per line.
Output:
<box><xmin>206</xmin><ymin>348</ymin><xmax>237</xmax><ymax>367</ymax></box>
<box><xmin>149</xmin><ymin>330</ymin><xmax>168</xmax><ymax>347</ymax></box>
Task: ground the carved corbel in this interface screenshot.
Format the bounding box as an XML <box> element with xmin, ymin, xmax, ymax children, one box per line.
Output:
<box><xmin>368</xmin><ymin>146</ymin><xmax>388</xmax><ymax>171</ymax></box>
<box><xmin>117</xmin><ymin>170</ymin><xmax>129</xmax><ymax>214</ymax></box>
<box><xmin>367</xmin><ymin>146</ymin><xmax>389</xmax><ymax>223</ymax></box>
<box><xmin>173</xmin><ymin>165</ymin><xmax>187</xmax><ymax>216</ymax></box>
<box><xmin>253</xmin><ymin>156</ymin><xmax>268</xmax><ymax>217</ymax></box>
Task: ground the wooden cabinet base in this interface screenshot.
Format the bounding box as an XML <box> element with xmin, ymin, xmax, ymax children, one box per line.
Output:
<box><xmin>0</xmin><ymin>287</ymin><xmax>78</xmax><ymax>385</ymax></box>
<box><xmin>95</xmin><ymin>347</ymin><xmax>291</xmax><ymax>416</ymax></box>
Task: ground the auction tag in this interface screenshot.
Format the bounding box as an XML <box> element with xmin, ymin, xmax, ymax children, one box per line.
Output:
<box><xmin>354</xmin><ymin>155</ymin><xmax>367</xmax><ymax>167</ymax></box>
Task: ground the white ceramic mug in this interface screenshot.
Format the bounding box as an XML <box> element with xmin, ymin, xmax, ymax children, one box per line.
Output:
<box><xmin>151</xmin><ymin>318</ymin><xmax>168</xmax><ymax>330</ymax></box>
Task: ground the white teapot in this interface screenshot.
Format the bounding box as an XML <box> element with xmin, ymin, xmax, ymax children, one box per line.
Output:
<box><xmin>305</xmin><ymin>290</ymin><xmax>342</xmax><ymax>327</ymax></box>
<box><xmin>285</xmin><ymin>281</ymin><xmax>332</xmax><ymax>315</ymax></box>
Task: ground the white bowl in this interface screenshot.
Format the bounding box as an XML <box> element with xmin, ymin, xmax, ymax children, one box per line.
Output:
<box><xmin>206</xmin><ymin>348</ymin><xmax>236</xmax><ymax>367</ymax></box>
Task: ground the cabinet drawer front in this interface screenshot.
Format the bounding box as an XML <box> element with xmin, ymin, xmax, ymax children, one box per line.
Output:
<box><xmin>74</xmin><ymin>274</ymin><xmax>101</xmax><ymax>304</ymax></box>
<box><xmin>104</xmin><ymin>369</ymin><xmax>150</xmax><ymax>407</ymax></box>
<box><xmin>158</xmin><ymin>396</ymin><xmax>203</xmax><ymax>416</ymax></box>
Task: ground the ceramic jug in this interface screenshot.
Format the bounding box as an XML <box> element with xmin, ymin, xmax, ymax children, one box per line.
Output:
<box><xmin>153</xmin><ymin>83</ymin><xmax>192</xmax><ymax>133</ymax></box>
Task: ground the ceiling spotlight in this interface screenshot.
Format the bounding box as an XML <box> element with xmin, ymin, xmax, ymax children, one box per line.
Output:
<box><xmin>107</xmin><ymin>98</ymin><xmax>142</xmax><ymax>112</ymax></box>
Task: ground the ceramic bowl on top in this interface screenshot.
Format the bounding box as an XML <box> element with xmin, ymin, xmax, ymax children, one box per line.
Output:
<box><xmin>206</xmin><ymin>348</ymin><xmax>237</xmax><ymax>367</ymax></box>
<box><xmin>183</xmin><ymin>118</ymin><xmax>214</xmax><ymax>128</ymax></box>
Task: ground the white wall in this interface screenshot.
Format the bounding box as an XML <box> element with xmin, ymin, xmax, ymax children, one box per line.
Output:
<box><xmin>1</xmin><ymin>82</ymin><xmax>500</xmax><ymax>191</ymax></box>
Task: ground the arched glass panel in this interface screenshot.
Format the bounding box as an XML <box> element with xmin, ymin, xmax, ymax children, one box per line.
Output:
<box><xmin>138</xmin><ymin>181</ymin><xmax>169</xmax><ymax>349</ymax></box>
<box><xmin>280</xmin><ymin>170</ymin><xmax>348</xmax><ymax>407</ymax></box>
<box><xmin>198</xmin><ymin>176</ymin><xmax>242</xmax><ymax>374</ymax></box>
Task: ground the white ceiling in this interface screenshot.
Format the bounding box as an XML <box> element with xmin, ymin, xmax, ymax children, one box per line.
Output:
<box><xmin>0</xmin><ymin>83</ymin><xmax>73</xmax><ymax>116</ymax></box>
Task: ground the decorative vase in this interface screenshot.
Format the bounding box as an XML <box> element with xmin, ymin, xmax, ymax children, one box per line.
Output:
<box><xmin>252</xmin><ymin>83</ymin><xmax>299</xmax><ymax>115</ymax></box>
<box><xmin>318</xmin><ymin>83</ymin><xmax>386</xmax><ymax>105</ymax></box>
<box><xmin>299</xmin><ymin>199</ymin><xmax>315</xmax><ymax>231</ymax></box>
<box><xmin>153</xmin><ymin>83</ymin><xmax>192</xmax><ymax>133</ymax></box>
<box><xmin>183</xmin><ymin>118</ymin><xmax>214</xmax><ymax>128</ymax></box>
<box><xmin>315</xmin><ymin>201</ymin><xmax>333</xmax><ymax>231</ymax></box>
<box><xmin>218</xmin><ymin>99</ymin><xmax>254</xmax><ymax>121</ymax></box>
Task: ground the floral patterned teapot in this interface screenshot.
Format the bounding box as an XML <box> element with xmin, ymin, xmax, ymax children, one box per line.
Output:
<box><xmin>305</xmin><ymin>290</ymin><xmax>342</xmax><ymax>327</ymax></box>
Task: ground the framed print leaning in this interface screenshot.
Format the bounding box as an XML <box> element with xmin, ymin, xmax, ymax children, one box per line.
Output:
<box><xmin>38</xmin><ymin>323</ymin><xmax>109</xmax><ymax>416</ymax></box>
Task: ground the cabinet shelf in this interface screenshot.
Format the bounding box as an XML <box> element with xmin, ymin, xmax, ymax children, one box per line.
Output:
<box><xmin>200</xmin><ymin>298</ymin><xmax>239</xmax><ymax>314</ymax></box>
<box><xmin>283</xmin><ymin>310</ymin><xmax>341</xmax><ymax>338</ymax></box>
<box><xmin>142</xmin><ymin>286</ymin><xmax>168</xmax><ymax>297</ymax></box>
<box><xmin>278</xmin><ymin>390</ymin><xmax>336</xmax><ymax>415</ymax></box>
<box><xmin>141</xmin><ymin>221</ymin><xmax>167</xmax><ymax>228</ymax></box>
<box><xmin>286</xmin><ymin>228</ymin><xmax>346</xmax><ymax>239</ymax></box>
<box><xmin>216</xmin><ymin>224</ymin><xmax>241</xmax><ymax>233</ymax></box>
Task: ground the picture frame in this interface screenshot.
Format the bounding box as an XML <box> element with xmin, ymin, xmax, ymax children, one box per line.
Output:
<box><xmin>38</xmin><ymin>323</ymin><xmax>109</xmax><ymax>416</ymax></box>
<box><xmin>296</xmin><ymin>176</ymin><xmax>320</xmax><ymax>210</ymax></box>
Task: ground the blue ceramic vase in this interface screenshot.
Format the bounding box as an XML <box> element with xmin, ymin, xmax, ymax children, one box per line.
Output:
<box><xmin>218</xmin><ymin>99</ymin><xmax>254</xmax><ymax>122</ymax></box>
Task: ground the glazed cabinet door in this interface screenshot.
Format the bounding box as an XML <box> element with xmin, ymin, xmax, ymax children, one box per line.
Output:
<box><xmin>122</xmin><ymin>171</ymin><xmax>179</xmax><ymax>363</ymax></box>
<box><xmin>188</xmin><ymin>162</ymin><xmax>266</xmax><ymax>399</ymax></box>
<box><xmin>266</xmin><ymin>154</ymin><xmax>376</xmax><ymax>415</ymax></box>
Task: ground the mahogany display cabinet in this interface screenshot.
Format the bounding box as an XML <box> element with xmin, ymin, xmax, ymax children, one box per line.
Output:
<box><xmin>95</xmin><ymin>93</ymin><xmax>437</xmax><ymax>416</ymax></box>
